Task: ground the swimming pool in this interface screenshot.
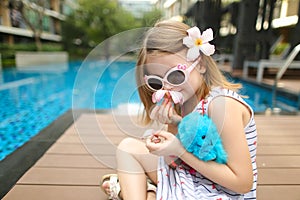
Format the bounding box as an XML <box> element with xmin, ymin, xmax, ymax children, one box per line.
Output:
<box><xmin>0</xmin><ymin>60</ymin><xmax>298</xmax><ymax>161</ymax></box>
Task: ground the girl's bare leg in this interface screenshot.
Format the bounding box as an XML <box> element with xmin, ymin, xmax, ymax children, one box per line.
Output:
<box><xmin>117</xmin><ymin>137</ymin><xmax>158</xmax><ymax>200</ymax></box>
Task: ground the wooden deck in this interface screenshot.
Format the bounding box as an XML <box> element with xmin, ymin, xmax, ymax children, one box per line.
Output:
<box><xmin>3</xmin><ymin>113</ymin><xmax>300</xmax><ymax>200</ymax></box>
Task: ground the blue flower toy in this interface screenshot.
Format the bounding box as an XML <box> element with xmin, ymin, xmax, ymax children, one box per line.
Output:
<box><xmin>177</xmin><ymin>112</ymin><xmax>227</xmax><ymax>164</ymax></box>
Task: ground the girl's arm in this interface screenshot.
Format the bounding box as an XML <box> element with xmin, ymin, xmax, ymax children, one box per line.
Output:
<box><xmin>180</xmin><ymin>96</ymin><xmax>253</xmax><ymax>194</ymax></box>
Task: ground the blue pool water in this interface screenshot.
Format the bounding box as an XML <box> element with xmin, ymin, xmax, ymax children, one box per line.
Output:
<box><xmin>0</xmin><ymin>60</ymin><xmax>298</xmax><ymax>161</ymax></box>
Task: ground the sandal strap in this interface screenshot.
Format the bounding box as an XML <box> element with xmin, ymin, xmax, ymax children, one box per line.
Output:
<box><xmin>109</xmin><ymin>175</ymin><xmax>121</xmax><ymax>200</ymax></box>
<box><xmin>147</xmin><ymin>178</ymin><xmax>157</xmax><ymax>193</ymax></box>
<box><xmin>102</xmin><ymin>174</ymin><xmax>155</xmax><ymax>199</ymax></box>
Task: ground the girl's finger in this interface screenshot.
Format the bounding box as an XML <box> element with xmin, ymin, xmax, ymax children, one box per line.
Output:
<box><xmin>169</xmin><ymin>104</ymin><xmax>174</xmax><ymax>118</ymax></box>
<box><xmin>169</xmin><ymin>105</ymin><xmax>182</xmax><ymax>124</ymax></box>
<box><xmin>153</xmin><ymin>130</ymin><xmax>168</xmax><ymax>138</ymax></box>
<box><xmin>158</xmin><ymin>100</ymin><xmax>168</xmax><ymax>120</ymax></box>
<box><xmin>164</xmin><ymin>102</ymin><xmax>173</xmax><ymax>123</ymax></box>
<box><xmin>145</xmin><ymin>137</ymin><xmax>161</xmax><ymax>151</ymax></box>
<box><xmin>162</xmin><ymin>101</ymin><xmax>170</xmax><ymax>118</ymax></box>
<box><xmin>150</xmin><ymin>105</ymin><xmax>160</xmax><ymax>120</ymax></box>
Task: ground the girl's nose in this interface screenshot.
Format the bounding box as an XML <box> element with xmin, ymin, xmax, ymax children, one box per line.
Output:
<box><xmin>163</xmin><ymin>82</ymin><xmax>173</xmax><ymax>90</ymax></box>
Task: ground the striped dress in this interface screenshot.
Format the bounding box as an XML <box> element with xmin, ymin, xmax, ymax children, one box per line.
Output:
<box><xmin>156</xmin><ymin>87</ymin><xmax>258</xmax><ymax>200</ymax></box>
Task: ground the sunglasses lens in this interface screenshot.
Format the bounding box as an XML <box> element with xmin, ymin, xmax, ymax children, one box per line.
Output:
<box><xmin>167</xmin><ymin>70</ymin><xmax>185</xmax><ymax>85</ymax></box>
<box><xmin>147</xmin><ymin>78</ymin><xmax>163</xmax><ymax>90</ymax></box>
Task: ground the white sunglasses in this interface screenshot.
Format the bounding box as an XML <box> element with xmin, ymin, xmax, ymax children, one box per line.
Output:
<box><xmin>144</xmin><ymin>59</ymin><xmax>199</xmax><ymax>91</ymax></box>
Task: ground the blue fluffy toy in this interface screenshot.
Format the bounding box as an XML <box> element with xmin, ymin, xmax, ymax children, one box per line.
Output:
<box><xmin>177</xmin><ymin>112</ymin><xmax>227</xmax><ymax>164</ymax></box>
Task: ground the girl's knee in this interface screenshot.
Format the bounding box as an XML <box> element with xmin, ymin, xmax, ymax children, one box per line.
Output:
<box><xmin>117</xmin><ymin>137</ymin><xmax>158</xmax><ymax>176</ymax></box>
<box><xmin>118</xmin><ymin>137</ymin><xmax>148</xmax><ymax>154</ymax></box>
<box><xmin>118</xmin><ymin>137</ymin><xmax>138</xmax><ymax>149</ymax></box>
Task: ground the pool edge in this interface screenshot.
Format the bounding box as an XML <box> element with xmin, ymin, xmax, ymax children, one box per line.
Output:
<box><xmin>0</xmin><ymin>109</ymin><xmax>114</xmax><ymax>198</ymax></box>
<box><xmin>0</xmin><ymin>109</ymin><xmax>75</xmax><ymax>199</ymax></box>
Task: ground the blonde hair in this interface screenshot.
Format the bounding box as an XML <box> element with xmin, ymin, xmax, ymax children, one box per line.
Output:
<box><xmin>136</xmin><ymin>20</ymin><xmax>241</xmax><ymax>125</ymax></box>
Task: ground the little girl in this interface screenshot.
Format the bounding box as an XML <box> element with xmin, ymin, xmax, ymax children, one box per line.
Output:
<box><xmin>102</xmin><ymin>20</ymin><xmax>257</xmax><ymax>200</ymax></box>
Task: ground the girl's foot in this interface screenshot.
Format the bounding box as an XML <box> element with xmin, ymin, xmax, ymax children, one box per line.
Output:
<box><xmin>101</xmin><ymin>174</ymin><xmax>157</xmax><ymax>200</ymax></box>
<box><xmin>101</xmin><ymin>174</ymin><xmax>121</xmax><ymax>200</ymax></box>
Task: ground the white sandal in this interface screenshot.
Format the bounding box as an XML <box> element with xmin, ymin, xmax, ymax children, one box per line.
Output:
<box><xmin>147</xmin><ymin>178</ymin><xmax>157</xmax><ymax>193</ymax></box>
<box><xmin>101</xmin><ymin>174</ymin><xmax>157</xmax><ymax>199</ymax></box>
<box><xmin>101</xmin><ymin>174</ymin><xmax>121</xmax><ymax>200</ymax></box>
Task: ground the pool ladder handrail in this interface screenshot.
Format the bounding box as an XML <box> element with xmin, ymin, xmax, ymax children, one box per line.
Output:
<box><xmin>272</xmin><ymin>43</ymin><xmax>300</xmax><ymax>111</ymax></box>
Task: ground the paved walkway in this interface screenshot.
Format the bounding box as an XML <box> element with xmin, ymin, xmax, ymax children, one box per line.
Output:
<box><xmin>3</xmin><ymin>113</ymin><xmax>300</xmax><ymax>200</ymax></box>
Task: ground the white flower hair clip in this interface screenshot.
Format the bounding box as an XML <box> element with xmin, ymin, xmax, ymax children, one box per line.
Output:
<box><xmin>183</xmin><ymin>26</ymin><xmax>215</xmax><ymax>61</ymax></box>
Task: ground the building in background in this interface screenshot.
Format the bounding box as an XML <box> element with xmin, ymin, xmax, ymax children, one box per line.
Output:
<box><xmin>0</xmin><ymin>0</ymin><xmax>77</xmax><ymax>45</ymax></box>
<box><xmin>152</xmin><ymin>0</ymin><xmax>299</xmax><ymax>69</ymax></box>
<box><xmin>153</xmin><ymin>0</ymin><xmax>299</xmax><ymax>30</ymax></box>
<box><xmin>272</xmin><ymin>0</ymin><xmax>299</xmax><ymax>28</ymax></box>
<box><xmin>118</xmin><ymin>0</ymin><xmax>155</xmax><ymax>18</ymax></box>
<box><xmin>121</xmin><ymin>0</ymin><xmax>199</xmax><ymax>21</ymax></box>
<box><xmin>153</xmin><ymin>0</ymin><xmax>196</xmax><ymax>20</ymax></box>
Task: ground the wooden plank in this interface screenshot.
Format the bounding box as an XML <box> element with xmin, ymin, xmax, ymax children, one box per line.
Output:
<box><xmin>35</xmin><ymin>154</ymin><xmax>114</xmax><ymax>169</ymax></box>
<box><xmin>257</xmin><ymin>145</ymin><xmax>300</xmax><ymax>155</ymax></box>
<box><xmin>255</xmin><ymin>115</ymin><xmax>300</xmax><ymax>120</ymax></box>
<box><xmin>17</xmin><ymin>167</ymin><xmax>116</xmax><ymax>186</ymax></box>
<box><xmin>258</xmin><ymin>136</ymin><xmax>300</xmax><ymax>145</ymax></box>
<box><xmin>75</xmin><ymin>114</ymin><xmax>161</xmax><ymax>136</ymax></box>
<box><xmin>47</xmin><ymin>143</ymin><xmax>118</xmax><ymax>155</ymax></box>
<box><xmin>3</xmin><ymin>185</ymin><xmax>106</xmax><ymax>200</ymax></box>
<box><xmin>257</xmin><ymin>129</ymin><xmax>299</xmax><ymax>136</ymax></box>
<box><xmin>257</xmin><ymin>185</ymin><xmax>300</xmax><ymax>200</ymax></box>
<box><xmin>65</xmin><ymin>127</ymin><xmax>145</xmax><ymax>138</ymax></box>
<box><xmin>57</xmin><ymin>134</ymin><xmax>126</xmax><ymax>145</ymax></box>
<box><xmin>257</xmin><ymin>156</ymin><xmax>300</xmax><ymax>168</ymax></box>
<box><xmin>46</xmin><ymin>143</ymin><xmax>91</xmax><ymax>155</ymax></box>
<box><xmin>76</xmin><ymin>114</ymin><xmax>141</xmax><ymax>127</ymax></box>
<box><xmin>255</xmin><ymin>117</ymin><xmax>300</xmax><ymax>125</ymax></box>
<box><xmin>258</xmin><ymin>169</ymin><xmax>300</xmax><ymax>184</ymax></box>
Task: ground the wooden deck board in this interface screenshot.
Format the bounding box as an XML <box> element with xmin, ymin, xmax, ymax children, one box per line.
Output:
<box><xmin>258</xmin><ymin>168</ymin><xmax>300</xmax><ymax>184</ymax></box>
<box><xmin>35</xmin><ymin>154</ymin><xmax>112</xmax><ymax>169</ymax></box>
<box><xmin>4</xmin><ymin>185</ymin><xmax>106</xmax><ymax>200</ymax></box>
<box><xmin>257</xmin><ymin>145</ymin><xmax>300</xmax><ymax>155</ymax></box>
<box><xmin>17</xmin><ymin>167</ymin><xmax>115</xmax><ymax>185</ymax></box>
<box><xmin>3</xmin><ymin>114</ymin><xmax>300</xmax><ymax>200</ymax></box>
<box><xmin>257</xmin><ymin>155</ymin><xmax>300</xmax><ymax>168</ymax></box>
<box><xmin>257</xmin><ymin>185</ymin><xmax>300</xmax><ymax>200</ymax></box>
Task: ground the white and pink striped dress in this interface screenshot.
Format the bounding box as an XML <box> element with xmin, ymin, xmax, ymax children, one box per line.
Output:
<box><xmin>156</xmin><ymin>87</ymin><xmax>257</xmax><ymax>200</ymax></box>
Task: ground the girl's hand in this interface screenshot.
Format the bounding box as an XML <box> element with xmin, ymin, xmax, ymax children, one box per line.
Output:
<box><xmin>145</xmin><ymin>130</ymin><xmax>185</xmax><ymax>157</ymax></box>
<box><xmin>150</xmin><ymin>98</ymin><xmax>182</xmax><ymax>125</ymax></box>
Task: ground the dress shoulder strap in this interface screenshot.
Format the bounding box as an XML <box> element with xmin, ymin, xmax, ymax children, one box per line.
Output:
<box><xmin>194</xmin><ymin>87</ymin><xmax>254</xmax><ymax>120</ymax></box>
